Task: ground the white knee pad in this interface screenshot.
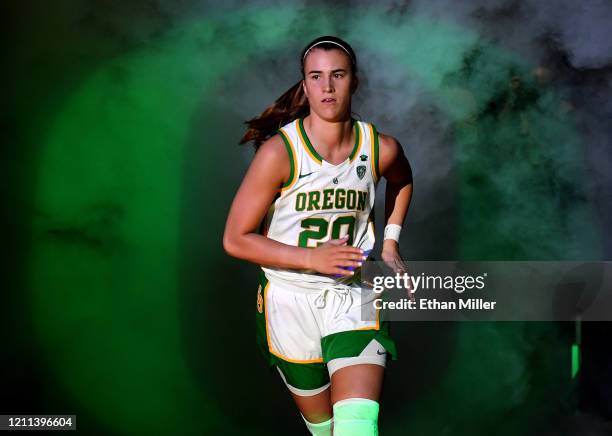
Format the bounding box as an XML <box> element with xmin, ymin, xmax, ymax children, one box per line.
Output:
<box><xmin>301</xmin><ymin>414</ymin><xmax>333</xmax><ymax>436</ymax></box>
<box><xmin>333</xmin><ymin>398</ymin><xmax>379</xmax><ymax>435</ymax></box>
<box><xmin>327</xmin><ymin>339</ymin><xmax>387</xmax><ymax>378</ymax></box>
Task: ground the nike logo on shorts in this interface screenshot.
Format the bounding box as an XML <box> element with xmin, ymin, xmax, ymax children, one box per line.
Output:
<box><xmin>376</xmin><ymin>350</ymin><xmax>386</xmax><ymax>355</ymax></box>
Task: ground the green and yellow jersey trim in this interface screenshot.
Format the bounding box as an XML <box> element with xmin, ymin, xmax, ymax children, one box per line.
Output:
<box><xmin>277</xmin><ymin>128</ymin><xmax>298</xmax><ymax>192</ymax></box>
<box><xmin>297</xmin><ymin>117</ymin><xmax>361</xmax><ymax>165</ymax></box>
<box><xmin>297</xmin><ymin>118</ymin><xmax>321</xmax><ymax>164</ymax></box>
<box><xmin>349</xmin><ymin>121</ymin><xmax>362</xmax><ymax>163</ymax></box>
<box><xmin>368</xmin><ymin>123</ymin><xmax>381</xmax><ymax>182</ymax></box>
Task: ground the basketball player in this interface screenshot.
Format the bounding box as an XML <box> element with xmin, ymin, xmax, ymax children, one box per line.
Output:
<box><xmin>223</xmin><ymin>36</ymin><xmax>413</xmax><ymax>435</ymax></box>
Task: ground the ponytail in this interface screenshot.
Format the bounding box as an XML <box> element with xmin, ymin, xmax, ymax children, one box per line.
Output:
<box><xmin>239</xmin><ymin>80</ymin><xmax>309</xmax><ymax>151</ymax></box>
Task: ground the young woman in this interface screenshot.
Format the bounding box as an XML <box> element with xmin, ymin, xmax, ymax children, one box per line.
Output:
<box><xmin>223</xmin><ymin>36</ymin><xmax>413</xmax><ymax>435</ymax></box>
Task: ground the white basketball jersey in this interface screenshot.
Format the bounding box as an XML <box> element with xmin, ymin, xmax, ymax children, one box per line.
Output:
<box><xmin>260</xmin><ymin>117</ymin><xmax>381</xmax><ymax>286</ymax></box>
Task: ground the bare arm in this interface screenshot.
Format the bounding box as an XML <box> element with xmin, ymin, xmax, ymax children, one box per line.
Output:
<box><xmin>223</xmin><ymin>134</ymin><xmax>364</xmax><ymax>276</ymax></box>
<box><xmin>379</xmin><ymin>134</ymin><xmax>412</xmax><ymax>271</ymax></box>
<box><xmin>379</xmin><ymin>132</ymin><xmax>413</xmax><ymax>253</ymax></box>
<box><xmin>377</xmin><ymin>133</ymin><xmax>414</xmax><ymax>292</ymax></box>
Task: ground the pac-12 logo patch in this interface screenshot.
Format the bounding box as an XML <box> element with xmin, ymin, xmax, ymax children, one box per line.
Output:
<box><xmin>360</xmin><ymin>154</ymin><xmax>368</xmax><ymax>161</ymax></box>
<box><xmin>256</xmin><ymin>284</ymin><xmax>263</xmax><ymax>313</ymax></box>
<box><xmin>356</xmin><ymin>165</ymin><xmax>366</xmax><ymax>180</ymax></box>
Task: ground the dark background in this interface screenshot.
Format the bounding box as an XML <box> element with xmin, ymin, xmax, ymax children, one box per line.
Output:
<box><xmin>2</xmin><ymin>1</ymin><xmax>612</xmax><ymax>434</ymax></box>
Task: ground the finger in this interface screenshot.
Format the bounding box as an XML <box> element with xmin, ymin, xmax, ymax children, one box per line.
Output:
<box><xmin>405</xmin><ymin>274</ymin><xmax>414</xmax><ymax>294</ymax></box>
<box><xmin>385</xmin><ymin>259</ymin><xmax>402</xmax><ymax>273</ymax></box>
<box><xmin>406</xmin><ymin>278</ymin><xmax>416</xmax><ymax>301</ymax></box>
<box><xmin>335</xmin><ymin>260</ymin><xmax>363</xmax><ymax>268</ymax></box>
<box><xmin>331</xmin><ymin>267</ymin><xmax>355</xmax><ymax>277</ymax></box>
<box><xmin>395</xmin><ymin>257</ymin><xmax>407</xmax><ymax>271</ymax></box>
<box><xmin>408</xmin><ymin>290</ymin><xmax>415</xmax><ymax>302</ymax></box>
<box><xmin>335</xmin><ymin>251</ymin><xmax>367</xmax><ymax>261</ymax></box>
<box><xmin>327</xmin><ymin>235</ymin><xmax>350</xmax><ymax>246</ymax></box>
<box><xmin>394</xmin><ymin>259</ymin><xmax>407</xmax><ymax>274</ymax></box>
<box><xmin>336</xmin><ymin>247</ymin><xmax>367</xmax><ymax>257</ymax></box>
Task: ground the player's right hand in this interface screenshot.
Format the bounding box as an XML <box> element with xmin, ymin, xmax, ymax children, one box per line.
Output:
<box><xmin>305</xmin><ymin>235</ymin><xmax>366</xmax><ymax>276</ymax></box>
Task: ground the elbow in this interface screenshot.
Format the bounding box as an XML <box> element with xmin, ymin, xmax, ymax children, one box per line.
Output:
<box><xmin>223</xmin><ymin>232</ymin><xmax>243</xmax><ymax>259</ymax></box>
<box><xmin>223</xmin><ymin>231</ymin><xmax>239</xmax><ymax>258</ymax></box>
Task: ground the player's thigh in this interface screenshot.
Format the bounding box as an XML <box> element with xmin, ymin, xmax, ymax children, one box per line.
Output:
<box><xmin>290</xmin><ymin>387</ymin><xmax>332</xmax><ymax>423</ymax></box>
<box><xmin>330</xmin><ymin>363</ymin><xmax>385</xmax><ymax>404</ymax></box>
<box><xmin>275</xmin><ymin>361</ymin><xmax>332</xmax><ymax>423</ymax></box>
<box><xmin>321</xmin><ymin>328</ymin><xmax>393</xmax><ymax>403</ymax></box>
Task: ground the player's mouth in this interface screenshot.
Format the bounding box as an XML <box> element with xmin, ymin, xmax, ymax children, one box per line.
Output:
<box><xmin>321</xmin><ymin>98</ymin><xmax>336</xmax><ymax>104</ymax></box>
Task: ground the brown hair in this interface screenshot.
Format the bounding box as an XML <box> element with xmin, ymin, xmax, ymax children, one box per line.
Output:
<box><xmin>239</xmin><ymin>36</ymin><xmax>359</xmax><ymax>150</ymax></box>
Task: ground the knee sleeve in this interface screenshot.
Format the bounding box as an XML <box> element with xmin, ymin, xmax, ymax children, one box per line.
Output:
<box><xmin>301</xmin><ymin>414</ymin><xmax>333</xmax><ymax>436</ymax></box>
<box><xmin>333</xmin><ymin>398</ymin><xmax>379</xmax><ymax>436</ymax></box>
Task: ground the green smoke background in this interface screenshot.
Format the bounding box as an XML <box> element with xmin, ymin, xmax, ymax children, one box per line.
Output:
<box><xmin>3</xmin><ymin>1</ymin><xmax>611</xmax><ymax>435</ymax></box>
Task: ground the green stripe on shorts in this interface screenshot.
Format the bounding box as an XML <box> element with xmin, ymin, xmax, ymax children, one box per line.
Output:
<box><xmin>321</xmin><ymin>323</ymin><xmax>398</xmax><ymax>362</ymax></box>
<box><xmin>273</xmin><ymin>357</ymin><xmax>330</xmax><ymax>391</ymax></box>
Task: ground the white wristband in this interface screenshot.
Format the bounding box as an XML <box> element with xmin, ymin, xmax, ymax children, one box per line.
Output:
<box><xmin>383</xmin><ymin>224</ymin><xmax>402</xmax><ymax>242</ymax></box>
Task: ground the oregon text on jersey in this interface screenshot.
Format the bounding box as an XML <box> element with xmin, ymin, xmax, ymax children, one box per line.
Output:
<box><xmin>295</xmin><ymin>189</ymin><xmax>368</xmax><ymax>211</ymax></box>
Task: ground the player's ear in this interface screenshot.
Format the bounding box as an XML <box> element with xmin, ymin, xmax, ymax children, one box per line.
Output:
<box><xmin>302</xmin><ymin>79</ymin><xmax>308</xmax><ymax>99</ymax></box>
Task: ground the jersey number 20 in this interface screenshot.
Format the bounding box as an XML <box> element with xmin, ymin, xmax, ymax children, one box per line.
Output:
<box><xmin>298</xmin><ymin>215</ymin><xmax>356</xmax><ymax>248</ymax></box>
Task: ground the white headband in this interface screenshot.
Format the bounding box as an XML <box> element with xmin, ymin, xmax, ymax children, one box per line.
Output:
<box><xmin>303</xmin><ymin>40</ymin><xmax>354</xmax><ymax>63</ymax></box>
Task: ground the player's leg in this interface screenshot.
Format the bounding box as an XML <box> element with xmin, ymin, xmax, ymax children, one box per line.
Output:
<box><xmin>328</xmin><ymin>350</ymin><xmax>386</xmax><ymax>435</ymax></box>
<box><xmin>276</xmin><ymin>363</ymin><xmax>333</xmax><ymax>435</ymax></box>
<box><xmin>330</xmin><ymin>362</ymin><xmax>385</xmax><ymax>403</ymax></box>
<box><xmin>257</xmin><ymin>272</ymin><xmax>334</xmax><ymax>435</ymax></box>
<box><xmin>290</xmin><ymin>388</ymin><xmax>332</xmax><ymax>423</ymax></box>
<box><xmin>322</xmin><ymin>330</ymin><xmax>395</xmax><ymax>435</ymax></box>
<box><xmin>316</xmin><ymin>279</ymin><xmax>398</xmax><ymax>435</ymax></box>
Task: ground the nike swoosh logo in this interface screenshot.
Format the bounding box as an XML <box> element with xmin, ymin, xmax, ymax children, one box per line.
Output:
<box><xmin>376</xmin><ymin>350</ymin><xmax>386</xmax><ymax>355</ymax></box>
<box><xmin>299</xmin><ymin>171</ymin><xmax>315</xmax><ymax>179</ymax></box>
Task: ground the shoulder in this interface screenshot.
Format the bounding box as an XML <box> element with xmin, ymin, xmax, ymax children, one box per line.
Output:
<box><xmin>256</xmin><ymin>132</ymin><xmax>287</xmax><ymax>158</ymax></box>
<box><xmin>249</xmin><ymin>132</ymin><xmax>291</xmax><ymax>184</ymax></box>
<box><xmin>377</xmin><ymin>132</ymin><xmax>402</xmax><ymax>158</ymax></box>
<box><xmin>373</xmin><ymin>130</ymin><xmax>410</xmax><ymax>179</ymax></box>
<box><xmin>377</xmin><ymin>131</ymin><xmax>404</xmax><ymax>170</ymax></box>
<box><xmin>256</xmin><ymin>120</ymin><xmax>299</xmax><ymax>159</ymax></box>
<box><xmin>360</xmin><ymin>120</ymin><xmax>401</xmax><ymax>157</ymax></box>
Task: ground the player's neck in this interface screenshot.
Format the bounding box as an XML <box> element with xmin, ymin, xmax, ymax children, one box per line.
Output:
<box><xmin>304</xmin><ymin>114</ymin><xmax>354</xmax><ymax>156</ymax></box>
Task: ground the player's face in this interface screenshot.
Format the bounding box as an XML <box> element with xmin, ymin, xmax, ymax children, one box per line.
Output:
<box><xmin>302</xmin><ymin>48</ymin><xmax>356</xmax><ymax>121</ymax></box>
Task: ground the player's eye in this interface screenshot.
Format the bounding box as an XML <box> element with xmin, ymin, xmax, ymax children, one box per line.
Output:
<box><xmin>311</xmin><ymin>75</ymin><xmax>319</xmax><ymax>80</ymax></box>
<box><xmin>334</xmin><ymin>73</ymin><xmax>344</xmax><ymax>78</ymax></box>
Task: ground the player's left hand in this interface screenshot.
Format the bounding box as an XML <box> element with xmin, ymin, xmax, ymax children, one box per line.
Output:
<box><xmin>381</xmin><ymin>240</ymin><xmax>415</xmax><ymax>302</ymax></box>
